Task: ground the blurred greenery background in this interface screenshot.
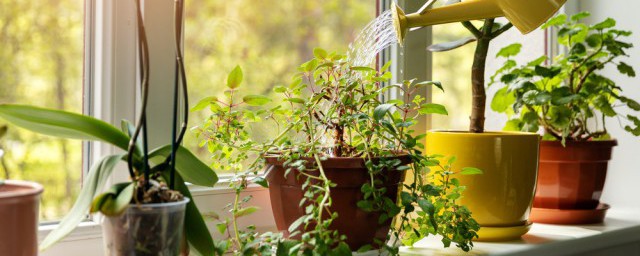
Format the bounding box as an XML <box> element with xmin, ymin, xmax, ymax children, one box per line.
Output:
<box><xmin>1</xmin><ymin>0</ymin><xmax>472</xmax><ymax>221</ymax></box>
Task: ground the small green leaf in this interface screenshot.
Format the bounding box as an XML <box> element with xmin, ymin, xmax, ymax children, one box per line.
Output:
<box><xmin>496</xmin><ymin>43</ymin><xmax>522</xmax><ymax>58</ymax></box>
<box><xmin>191</xmin><ymin>96</ymin><xmax>219</xmax><ymax>112</ymax></box>
<box><xmin>459</xmin><ymin>167</ymin><xmax>483</xmax><ymax>175</ymax></box>
<box><xmin>419</xmin><ymin>103</ymin><xmax>448</xmax><ymax>115</ymax></box>
<box><xmin>591</xmin><ymin>18</ymin><xmax>616</xmax><ymax>30</ymax></box>
<box><xmin>535</xmin><ymin>65</ymin><xmax>561</xmax><ymax>78</ymax></box>
<box><xmin>252</xmin><ymin>177</ymin><xmax>269</xmax><ymax>188</ymax></box>
<box><xmin>286</xmin><ymin>98</ymin><xmax>306</xmax><ymax>104</ymax></box>
<box><xmin>542</xmin><ymin>14</ymin><xmax>567</xmax><ymax>29</ymax></box>
<box><xmin>618</xmin><ymin>62</ymin><xmax>636</xmax><ymax>77</ymax></box>
<box><xmin>243</xmin><ymin>95</ymin><xmax>271</xmax><ymax>106</ymax></box>
<box><xmin>226</xmin><ymin>65</ymin><xmax>243</xmax><ymax>89</ymax></box>
<box><xmin>427</xmin><ymin>37</ymin><xmax>476</xmax><ymax>52</ymax></box>
<box><xmin>313</xmin><ymin>48</ymin><xmax>328</xmax><ymax>59</ymax></box>
<box><xmin>234</xmin><ymin>206</ymin><xmax>259</xmax><ymax>218</ymax></box>
<box><xmin>571</xmin><ymin>12</ymin><xmax>590</xmax><ymax>21</ymax></box>
<box><xmin>373</xmin><ymin>103</ymin><xmax>395</xmax><ymax>121</ymax></box>
<box><xmin>594</xmin><ymin>95</ymin><xmax>617</xmax><ymax>117</ymax></box>
<box><xmin>216</xmin><ymin>223</ymin><xmax>227</xmax><ymax>234</ymax></box>
<box><xmin>491</xmin><ymin>87</ymin><xmax>516</xmax><ymax>112</ymax></box>
<box><xmin>620</xmin><ymin>96</ymin><xmax>640</xmax><ymax>111</ymax></box>
<box><xmin>414</xmin><ymin>81</ymin><xmax>444</xmax><ymax>92</ymax></box>
<box><xmin>351</xmin><ymin>66</ymin><xmax>376</xmax><ymax>72</ymax></box>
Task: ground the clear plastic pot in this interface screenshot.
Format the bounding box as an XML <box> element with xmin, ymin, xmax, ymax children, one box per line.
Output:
<box><xmin>102</xmin><ymin>198</ymin><xmax>189</xmax><ymax>256</ymax></box>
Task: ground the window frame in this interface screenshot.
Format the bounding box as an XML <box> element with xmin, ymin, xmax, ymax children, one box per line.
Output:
<box><xmin>38</xmin><ymin>0</ymin><xmax>431</xmax><ymax>254</ymax></box>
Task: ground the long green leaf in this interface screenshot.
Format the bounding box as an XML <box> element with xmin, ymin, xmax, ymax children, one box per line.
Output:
<box><xmin>40</xmin><ymin>154</ymin><xmax>124</xmax><ymax>251</ymax></box>
<box><xmin>149</xmin><ymin>145</ymin><xmax>218</xmax><ymax>187</ymax></box>
<box><xmin>0</xmin><ymin>104</ymin><xmax>129</xmax><ymax>150</ymax></box>
<box><xmin>162</xmin><ymin>172</ymin><xmax>215</xmax><ymax>256</ymax></box>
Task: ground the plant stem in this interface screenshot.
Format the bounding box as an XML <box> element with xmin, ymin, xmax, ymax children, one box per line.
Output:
<box><xmin>469</xmin><ymin>26</ymin><xmax>491</xmax><ymax>133</ymax></box>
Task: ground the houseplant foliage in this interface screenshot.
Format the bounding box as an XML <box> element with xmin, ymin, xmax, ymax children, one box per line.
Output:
<box><xmin>193</xmin><ymin>49</ymin><xmax>481</xmax><ymax>255</ymax></box>
<box><xmin>491</xmin><ymin>12</ymin><xmax>639</xmax><ymax>141</ymax></box>
<box><xmin>491</xmin><ymin>13</ymin><xmax>637</xmax><ymax>219</ymax></box>
<box><xmin>0</xmin><ymin>0</ymin><xmax>218</xmax><ymax>255</ymax></box>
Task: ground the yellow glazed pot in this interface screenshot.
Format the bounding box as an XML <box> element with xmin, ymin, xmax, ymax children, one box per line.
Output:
<box><xmin>425</xmin><ymin>131</ymin><xmax>540</xmax><ymax>241</ymax></box>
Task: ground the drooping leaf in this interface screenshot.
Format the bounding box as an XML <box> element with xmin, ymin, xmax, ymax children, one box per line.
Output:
<box><xmin>149</xmin><ymin>145</ymin><xmax>218</xmax><ymax>187</ymax></box>
<box><xmin>252</xmin><ymin>176</ymin><xmax>269</xmax><ymax>188</ymax></box>
<box><xmin>0</xmin><ymin>104</ymin><xmax>129</xmax><ymax>151</ymax></box>
<box><xmin>427</xmin><ymin>37</ymin><xmax>476</xmax><ymax>52</ymax></box>
<box><xmin>226</xmin><ymin>65</ymin><xmax>243</xmax><ymax>89</ymax></box>
<box><xmin>419</xmin><ymin>103</ymin><xmax>448</xmax><ymax>115</ymax></box>
<box><xmin>40</xmin><ymin>154</ymin><xmax>123</xmax><ymax>251</ymax></box>
<box><xmin>120</xmin><ymin>120</ymin><xmax>142</xmax><ymax>156</ymax></box>
<box><xmin>459</xmin><ymin>167</ymin><xmax>483</xmax><ymax>175</ymax></box>
<box><xmin>163</xmin><ymin>172</ymin><xmax>215</xmax><ymax>256</ymax></box>
<box><xmin>243</xmin><ymin>95</ymin><xmax>271</xmax><ymax>106</ymax></box>
<box><xmin>92</xmin><ymin>182</ymin><xmax>135</xmax><ymax>216</ymax></box>
<box><xmin>620</xmin><ymin>96</ymin><xmax>640</xmax><ymax>111</ymax></box>
<box><xmin>594</xmin><ymin>95</ymin><xmax>617</xmax><ymax>117</ymax></box>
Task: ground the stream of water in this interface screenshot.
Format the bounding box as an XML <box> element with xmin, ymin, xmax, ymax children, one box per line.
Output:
<box><xmin>346</xmin><ymin>10</ymin><xmax>398</xmax><ymax>67</ymax></box>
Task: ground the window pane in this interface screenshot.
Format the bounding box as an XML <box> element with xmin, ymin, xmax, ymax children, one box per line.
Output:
<box><xmin>0</xmin><ymin>1</ymin><xmax>84</xmax><ymax>221</ymax></box>
<box><xmin>183</xmin><ymin>1</ymin><xmax>376</xmax><ymax>170</ymax></box>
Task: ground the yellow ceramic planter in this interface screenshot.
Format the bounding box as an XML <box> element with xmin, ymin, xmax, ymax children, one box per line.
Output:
<box><xmin>425</xmin><ymin>131</ymin><xmax>540</xmax><ymax>241</ymax></box>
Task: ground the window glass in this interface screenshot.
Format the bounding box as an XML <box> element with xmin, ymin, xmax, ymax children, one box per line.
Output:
<box><xmin>183</xmin><ymin>0</ymin><xmax>376</xmax><ymax>169</ymax></box>
<box><xmin>0</xmin><ymin>1</ymin><xmax>84</xmax><ymax>221</ymax></box>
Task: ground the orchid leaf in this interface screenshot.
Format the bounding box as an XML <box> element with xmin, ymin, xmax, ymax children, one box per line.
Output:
<box><xmin>149</xmin><ymin>145</ymin><xmax>218</xmax><ymax>187</ymax></box>
<box><xmin>40</xmin><ymin>154</ymin><xmax>123</xmax><ymax>251</ymax></box>
<box><xmin>0</xmin><ymin>104</ymin><xmax>129</xmax><ymax>151</ymax></box>
<box><xmin>162</xmin><ymin>171</ymin><xmax>214</xmax><ymax>256</ymax></box>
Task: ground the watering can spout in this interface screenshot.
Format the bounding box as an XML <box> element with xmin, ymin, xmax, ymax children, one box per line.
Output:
<box><xmin>392</xmin><ymin>0</ymin><xmax>568</xmax><ymax>44</ymax></box>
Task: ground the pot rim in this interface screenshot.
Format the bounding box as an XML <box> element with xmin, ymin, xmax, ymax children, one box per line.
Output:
<box><xmin>428</xmin><ymin>130</ymin><xmax>540</xmax><ymax>137</ymax></box>
<box><xmin>540</xmin><ymin>139</ymin><xmax>618</xmax><ymax>147</ymax></box>
<box><xmin>127</xmin><ymin>197</ymin><xmax>190</xmax><ymax>209</ymax></box>
<box><xmin>0</xmin><ymin>180</ymin><xmax>44</xmax><ymax>199</ymax></box>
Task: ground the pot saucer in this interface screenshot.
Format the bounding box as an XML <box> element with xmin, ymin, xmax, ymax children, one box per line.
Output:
<box><xmin>530</xmin><ymin>203</ymin><xmax>610</xmax><ymax>225</ymax></box>
<box><xmin>475</xmin><ymin>221</ymin><xmax>532</xmax><ymax>242</ymax></box>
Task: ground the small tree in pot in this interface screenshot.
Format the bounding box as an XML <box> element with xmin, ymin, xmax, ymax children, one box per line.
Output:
<box><xmin>491</xmin><ymin>13</ymin><xmax>638</xmax><ymax>223</ymax></box>
<box><xmin>193</xmin><ymin>50</ymin><xmax>483</xmax><ymax>254</ymax></box>
<box><xmin>0</xmin><ymin>0</ymin><xmax>219</xmax><ymax>255</ymax></box>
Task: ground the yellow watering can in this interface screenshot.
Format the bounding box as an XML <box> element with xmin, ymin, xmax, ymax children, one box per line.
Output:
<box><xmin>392</xmin><ymin>0</ymin><xmax>567</xmax><ymax>44</ymax></box>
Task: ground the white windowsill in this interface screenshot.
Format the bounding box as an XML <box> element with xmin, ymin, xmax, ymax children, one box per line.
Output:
<box><xmin>401</xmin><ymin>208</ymin><xmax>640</xmax><ymax>255</ymax></box>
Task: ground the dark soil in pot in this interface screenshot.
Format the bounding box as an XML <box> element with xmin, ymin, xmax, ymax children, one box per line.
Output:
<box><xmin>265</xmin><ymin>154</ymin><xmax>411</xmax><ymax>250</ymax></box>
<box><xmin>534</xmin><ymin>140</ymin><xmax>617</xmax><ymax>209</ymax></box>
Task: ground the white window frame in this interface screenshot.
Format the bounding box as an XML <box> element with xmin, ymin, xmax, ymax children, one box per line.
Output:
<box><xmin>38</xmin><ymin>0</ymin><xmax>430</xmax><ymax>255</ymax></box>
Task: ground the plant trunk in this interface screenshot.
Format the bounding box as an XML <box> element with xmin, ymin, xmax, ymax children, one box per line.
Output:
<box><xmin>470</xmin><ymin>36</ymin><xmax>491</xmax><ymax>133</ymax></box>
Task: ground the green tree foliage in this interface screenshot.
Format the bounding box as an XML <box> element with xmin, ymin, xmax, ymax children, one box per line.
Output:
<box><xmin>0</xmin><ymin>0</ymin><xmax>83</xmax><ymax>221</ymax></box>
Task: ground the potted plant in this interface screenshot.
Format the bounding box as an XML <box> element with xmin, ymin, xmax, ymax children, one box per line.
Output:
<box><xmin>423</xmin><ymin>14</ymin><xmax>540</xmax><ymax>241</ymax></box>
<box><xmin>0</xmin><ymin>125</ymin><xmax>45</xmax><ymax>256</ymax></box>
<box><xmin>0</xmin><ymin>1</ymin><xmax>218</xmax><ymax>255</ymax></box>
<box><xmin>491</xmin><ymin>12</ymin><xmax>638</xmax><ymax>224</ymax></box>
<box><xmin>192</xmin><ymin>51</ymin><xmax>483</xmax><ymax>254</ymax></box>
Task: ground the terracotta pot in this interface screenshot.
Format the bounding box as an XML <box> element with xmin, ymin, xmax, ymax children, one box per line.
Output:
<box><xmin>0</xmin><ymin>180</ymin><xmax>43</xmax><ymax>256</ymax></box>
<box><xmin>533</xmin><ymin>140</ymin><xmax>617</xmax><ymax>209</ymax></box>
<box><xmin>425</xmin><ymin>131</ymin><xmax>539</xmax><ymax>241</ymax></box>
<box><xmin>266</xmin><ymin>154</ymin><xmax>410</xmax><ymax>249</ymax></box>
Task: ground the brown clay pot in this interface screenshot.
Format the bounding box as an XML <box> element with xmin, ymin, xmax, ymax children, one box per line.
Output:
<box><xmin>534</xmin><ymin>140</ymin><xmax>617</xmax><ymax>209</ymax></box>
<box><xmin>0</xmin><ymin>180</ymin><xmax>43</xmax><ymax>256</ymax></box>
<box><xmin>266</xmin><ymin>154</ymin><xmax>410</xmax><ymax>250</ymax></box>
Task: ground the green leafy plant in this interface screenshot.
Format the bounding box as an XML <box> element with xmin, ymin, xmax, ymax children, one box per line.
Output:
<box><xmin>194</xmin><ymin>49</ymin><xmax>481</xmax><ymax>255</ymax></box>
<box><xmin>491</xmin><ymin>12</ymin><xmax>639</xmax><ymax>142</ymax></box>
<box><xmin>0</xmin><ymin>0</ymin><xmax>218</xmax><ymax>255</ymax></box>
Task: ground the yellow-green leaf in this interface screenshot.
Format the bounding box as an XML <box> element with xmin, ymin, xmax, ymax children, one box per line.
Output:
<box><xmin>226</xmin><ymin>65</ymin><xmax>243</xmax><ymax>89</ymax></box>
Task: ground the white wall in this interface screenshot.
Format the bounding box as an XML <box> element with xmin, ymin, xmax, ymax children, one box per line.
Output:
<box><xmin>577</xmin><ymin>0</ymin><xmax>640</xmax><ymax>208</ymax></box>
